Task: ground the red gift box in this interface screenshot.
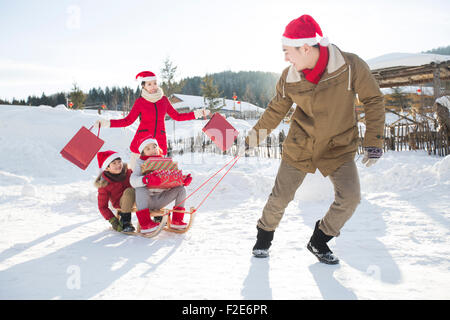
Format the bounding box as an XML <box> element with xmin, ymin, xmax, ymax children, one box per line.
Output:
<box><xmin>202</xmin><ymin>113</ymin><xmax>239</xmax><ymax>152</ymax></box>
<box><xmin>60</xmin><ymin>126</ymin><xmax>104</xmax><ymax>170</ymax></box>
<box><xmin>141</xmin><ymin>157</ymin><xmax>178</xmax><ymax>174</ymax></box>
<box><xmin>151</xmin><ymin>169</ymin><xmax>184</xmax><ymax>189</ymax></box>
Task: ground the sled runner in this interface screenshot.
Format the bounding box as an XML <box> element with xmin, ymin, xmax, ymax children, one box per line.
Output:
<box><xmin>165</xmin><ymin>207</ymin><xmax>196</xmax><ymax>234</ymax></box>
<box><xmin>113</xmin><ymin>207</ymin><xmax>196</xmax><ymax>237</ymax></box>
<box><xmin>136</xmin><ymin>210</ymin><xmax>169</xmax><ymax>238</ymax></box>
<box><xmin>112</xmin><ymin>210</ymin><xmax>168</xmax><ymax>238</ymax></box>
<box><xmin>134</xmin><ymin>207</ymin><xmax>196</xmax><ymax>236</ymax></box>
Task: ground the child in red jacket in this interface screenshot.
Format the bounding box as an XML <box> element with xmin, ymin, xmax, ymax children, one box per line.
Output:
<box><xmin>130</xmin><ymin>136</ymin><xmax>192</xmax><ymax>234</ymax></box>
<box><xmin>94</xmin><ymin>71</ymin><xmax>210</xmax><ymax>169</ymax></box>
<box><xmin>94</xmin><ymin>150</ymin><xmax>136</xmax><ymax>233</ymax></box>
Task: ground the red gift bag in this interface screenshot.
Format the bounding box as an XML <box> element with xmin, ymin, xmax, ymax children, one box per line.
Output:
<box><xmin>60</xmin><ymin>126</ymin><xmax>104</xmax><ymax>170</ymax></box>
<box><xmin>202</xmin><ymin>113</ymin><xmax>239</xmax><ymax>151</ymax></box>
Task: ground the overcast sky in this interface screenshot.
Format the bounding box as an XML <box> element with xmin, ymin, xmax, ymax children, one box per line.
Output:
<box><xmin>0</xmin><ymin>0</ymin><xmax>449</xmax><ymax>101</ymax></box>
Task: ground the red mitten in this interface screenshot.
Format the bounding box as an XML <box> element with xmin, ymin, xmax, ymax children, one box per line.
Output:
<box><xmin>142</xmin><ymin>173</ymin><xmax>162</xmax><ymax>187</ymax></box>
<box><xmin>183</xmin><ymin>174</ymin><xmax>192</xmax><ymax>186</ymax></box>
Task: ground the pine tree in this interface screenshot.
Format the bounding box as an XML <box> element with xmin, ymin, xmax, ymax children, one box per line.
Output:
<box><xmin>160</xmin><ymin>57</ymin><xmax>185</xmax><ymax>98</ymax></box>
<box><xmin>243</xmin><ymin>84</ymin><xmax>256</xmax><ymax>105</ymax></box>
<box><xmin>69</xmin><ymin>83</ymin><xmax>86</xmax><ymax>109</ymax></box>
<box><xmin>55</xmin><ymin>92</ymin><xmax>67</xmax><ymax>106</ymax></box>
<box><xmin>200</xmin><ymin>74</ymin><xmax>223</xmax><ymax>112</ymax></box>
<box><xmin>385</xmin><ymin>87</ymin><xmax>413</xmax><ymax>112</ymax></box>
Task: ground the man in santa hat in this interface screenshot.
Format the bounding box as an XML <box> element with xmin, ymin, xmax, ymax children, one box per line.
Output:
<box><xmin>245</xmin><ymin>15</ymin><xmax>385</xmax><ymax>264</ymax></box>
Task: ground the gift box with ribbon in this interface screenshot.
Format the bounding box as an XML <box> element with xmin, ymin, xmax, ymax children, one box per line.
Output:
<box><xmin>141</xmin><ymin>157</ymin><xmax>184</xmax><ymax>189</ymax></box>
<box><xmin>151</xmin><ymin>169</ymin><xmax>184</xmax><ymax>189</ymax></box>
<box><xmin>141</xmin><ymin>157</ymin><xmax>178</xmax><ymax>174</ymax></box>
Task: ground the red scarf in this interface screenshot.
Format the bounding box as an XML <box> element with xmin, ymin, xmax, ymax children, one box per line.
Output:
<box><xmin>302</xmin><ymin>45</ymin><xmax>329</xmax><ymax>84</ymax></box>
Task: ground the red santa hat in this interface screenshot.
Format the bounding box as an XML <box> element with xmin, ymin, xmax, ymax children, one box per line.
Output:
<box><xmin>136</xmin><ymin>71</ymin><xmax>157</xmax><ymax>82</ymax></box>
<box><xmin>138</xmin><ymin>137</ymin><xmax>160</xmax><ymax>154</ymax></box>
<box><xmin>282</xmin><ymin>14</ymin><xmax>329</xmax><ymax>47</ymax></box>
<box><xmin>97</xmin><ymin>150</ymin><xmax>121</xmax><ymax>171</ymax></box>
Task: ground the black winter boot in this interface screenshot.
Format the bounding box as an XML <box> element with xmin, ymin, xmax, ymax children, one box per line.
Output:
<box><xmin>307</xmin><ymin>220</ymin><xmax>339</xmax><ymax>265</ymax></box>
<box><xmin>118</xmin><ymin>212</ymin><xmax>135</xmax><ymax>233</ymax></box>
<box><xmin>252</xmin><ymin>226</ymin><xmax>274</xmax><ymax>258</ymax></box>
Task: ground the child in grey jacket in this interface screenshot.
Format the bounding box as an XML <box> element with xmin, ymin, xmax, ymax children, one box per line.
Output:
<box><xmin>130</xmin><ymin>136</ymin><xmax>192</xmax><ymax>233</ymax></box>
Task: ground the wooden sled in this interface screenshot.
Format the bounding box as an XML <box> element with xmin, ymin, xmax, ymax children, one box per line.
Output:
<box><xmin>114</xmin><ymin>206</ymin><xmax>196</xmax><ymax>237</ymax></box>
<box><xmin>164</xmin><ymin>207</ymin><xmax>196</xmax><ymax>234</ymax></box>
<box><xmin>113</xmin><ymin>210</ymin><xmax>168</xmax><ymax>237</ymax></box>
<box><xmin>135</xmin><ymin>209</ymin><xmax>169</xmax><ymax>238</ymax></box>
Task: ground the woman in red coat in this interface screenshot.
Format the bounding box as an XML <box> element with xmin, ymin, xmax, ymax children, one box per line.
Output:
<box><xmin>95</xmin><ymin>71</ymin><xmax>210</xmax><ymax>168</ymax></box>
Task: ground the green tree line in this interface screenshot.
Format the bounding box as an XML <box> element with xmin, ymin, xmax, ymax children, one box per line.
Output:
<box><xmin>423</xmin><ymin>45</ymin><xmax>450</xmax><ymax>55</ymax></box>
<box><xmin>178</xmin><ymin>70</ymin><xmax>279</xmax><ymax>107</ymax></box>
<box><xmin>1</xmin><ymin>70</ymin><xmax>279</xmax><ymax>110</ymax></box>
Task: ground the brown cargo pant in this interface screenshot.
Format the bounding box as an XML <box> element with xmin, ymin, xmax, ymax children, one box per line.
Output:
<box><xmin>118</xmin><ymin>188</ymin><xmax>136</xmax><ymax>213</ymax></box>
<box><xmin>257</xmin><ymin>159</ymin><xmax>361</xmax><ymax>237</ymax></box>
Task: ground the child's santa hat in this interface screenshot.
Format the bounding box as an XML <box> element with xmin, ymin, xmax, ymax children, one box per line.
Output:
<box><xmin>282</xmin><ymin>14</ymin><xmax>329</xmax><ymax>47</ymax></box>
<box><xmin>138</xmin><ymin>136</ymin><xmax>161</xmax><ymax>154</ymax></box>
<box><xmin>97</xmin><ymin>150</ymin><xmax>121</xmax><ymax>171</ymax></box>
<box><xmin>136</xmin><ymin>71</ymin><xmax>157</xmax><ymax>82</ymax></box>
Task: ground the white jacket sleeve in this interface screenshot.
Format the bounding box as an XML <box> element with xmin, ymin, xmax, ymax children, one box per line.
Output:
<box><xmin>130</xmin><ymin>158</ymin><xmax>145</xmax><ymax>188</ymax></box>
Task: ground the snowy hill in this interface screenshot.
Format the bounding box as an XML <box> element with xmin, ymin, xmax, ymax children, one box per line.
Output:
<box><xmin>172</xmin><ymin>94</ymin><xmax>265</xmax><ymax>115</ymax></box>
<box><xmin>0</xmin><ymin>105</ymin><xmax>449</xmax><ymax>299</ymax></box>
<box><xmin>367</xmin><ymin>52</ymin><xmax>450</xmax><ymax>70</ymax></box>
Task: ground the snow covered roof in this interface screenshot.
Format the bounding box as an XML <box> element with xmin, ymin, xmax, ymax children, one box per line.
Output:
<box><xmin>367</xmin><ymin>52</ymin><xmax>450</xmax><ymax>70</ymax></box>
<box><xmin>380</xmin><ymin>86</ymin><xmax>434</xmax><ymax>96</ymax></box>
<box><xmin>171</xmin><ymin>94</ymin><xmax>265</xmax><ymax>113</ymax></box>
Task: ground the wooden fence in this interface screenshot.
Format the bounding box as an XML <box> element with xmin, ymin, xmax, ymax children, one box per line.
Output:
<box><xmin>167</xmin><ymin>122</ymin><xmax>449</xmax><ymax>158</ymax></box>
<box><xmin>381</xmin><ymin>122</ymin><xmax>449</xmax><ymax>156</ymax></box>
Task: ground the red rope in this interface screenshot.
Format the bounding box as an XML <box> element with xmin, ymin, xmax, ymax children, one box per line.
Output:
<box><xmin>194</xmin><ymin>155</ymin><xmax>240</xmax><ymax>211</ymax></box>
<box><xmin>174</xmin><ymin>155</ymin><xmax>241</xmax><ymax>210</ymax></box>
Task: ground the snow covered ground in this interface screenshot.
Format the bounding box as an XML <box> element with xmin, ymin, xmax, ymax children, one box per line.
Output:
<box><xmin>0</xmin><ymin>105</ymin><xmax>449</xmax><ymax>300</ymax></box>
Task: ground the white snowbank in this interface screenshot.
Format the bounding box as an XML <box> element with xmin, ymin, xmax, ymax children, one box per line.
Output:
<box><xmin>0</xmin><ymin>105</ymin><xmax>449</xmax><ymax>300</ymax></box>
